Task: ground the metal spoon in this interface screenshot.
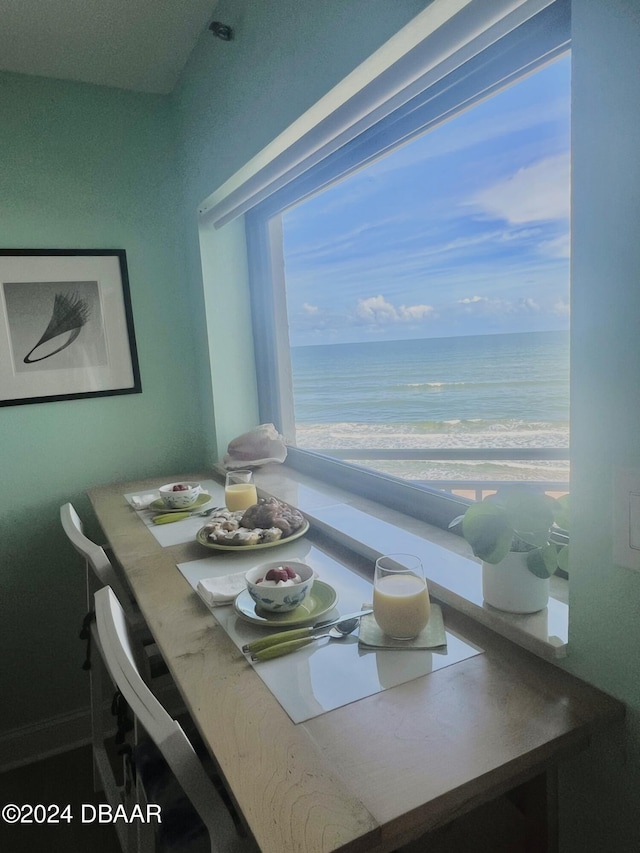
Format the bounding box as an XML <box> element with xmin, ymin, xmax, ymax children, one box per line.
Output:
<box><xmin>250</xmin><ymin>617</ymin><xmax>360</xmax><ymax>662</ymax></box>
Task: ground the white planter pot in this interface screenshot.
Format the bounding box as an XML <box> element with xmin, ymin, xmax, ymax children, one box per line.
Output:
<box><xmin>482</xmin><ymin>551</ymin><xmax>549</xmax><ymax>614</ymax></box>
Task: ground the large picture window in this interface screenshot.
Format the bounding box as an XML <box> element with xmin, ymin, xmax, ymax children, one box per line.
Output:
<box><xmin>245</xmin><ymin>0</ymin><xmax>570</xmax><ymax>530</ymax></box>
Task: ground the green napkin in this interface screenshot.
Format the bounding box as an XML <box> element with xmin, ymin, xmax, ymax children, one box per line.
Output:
<box><xmin>358</xmin><ymin>602</ymin><xmax>447</xmax><ymax>650</ymax></box>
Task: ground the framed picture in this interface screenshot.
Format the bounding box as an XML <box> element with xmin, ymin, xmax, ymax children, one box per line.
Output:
<box><xmin>0</xmin><ymin>249</ymin><xmax>141</xmax><ymax>407</ymax></box>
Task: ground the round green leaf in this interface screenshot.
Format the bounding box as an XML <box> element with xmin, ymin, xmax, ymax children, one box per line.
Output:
<box><xmin>504</xmin><ymin>492</ymin><xmax>556</xmax><ymax>544</ymax></box>
<box><xmin>526</xmin><ymin>543</ymin><xmax>557</xmax><ymax>578</ymax></box>
<box><xmin>462</xmin><ymin>502</ymin><xmax>513</xmax><ymax>563</ymax></box>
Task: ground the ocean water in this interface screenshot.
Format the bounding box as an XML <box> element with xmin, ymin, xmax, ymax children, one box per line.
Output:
<box><xmin>290</xmin><ymin>331</ymin><xmax>569</xmax><ymax>483</ymax></box>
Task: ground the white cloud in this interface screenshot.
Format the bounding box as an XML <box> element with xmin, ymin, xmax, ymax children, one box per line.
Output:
<box><xmin>458</xmin><ymin>295</ymin><xmax>488</xmax><ymax>304</ymax></box>
<box><xmin>356</xmin><ymin>295</ymin><xmax>434</xmax><ymax>325</ymax></box>
<box><xmin>356</xmin><ymin>295</ymin><xmax>397</xmax><ymax>323</ymax></box>
<box><xmin>457</xmin><ymin>295</ymin><xmax>514</xmax><ymax>315</ymax></box>
<box><xmin>467</xmin><ymin>153</ymin><xmax>570</xmax><ymax>225</ymax></box>
<box><xmin>303</xmin><ymin>303</ymin><xmax>319</xmax><ymax>314</ymax></box>
<box><xmin>399</xmin><ymin>303</ymin><xmax>434</xmax><ymax>320</ymax></box>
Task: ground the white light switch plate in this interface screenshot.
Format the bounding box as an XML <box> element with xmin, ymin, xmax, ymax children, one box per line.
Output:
<box><xmin>613</xmin><ymin>468</ymin><xmax>640</xmax><ymax>571</ymax></box>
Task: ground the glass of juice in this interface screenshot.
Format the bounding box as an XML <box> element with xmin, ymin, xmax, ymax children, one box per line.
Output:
<box><xmin>373</xmin><ymin>554</ymin><xmax>430</xmax><ymax>639</ymax></box>
<box><xmin>224</xmin><ymin>470</ymin><xmax>258</xmax><ymax>512</ymax></box>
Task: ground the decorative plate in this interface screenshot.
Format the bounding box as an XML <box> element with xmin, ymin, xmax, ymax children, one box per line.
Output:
<box><xmin>149</xmin><ymin>493</ymin><xmax>212</xmax><ymax>512</ymax></box>
<box><xmin>195</xmin><ymin>519</ymin><xmax>309</xmax><ymax>551</ymax></box>
<box><xmin>233</xmin><ymin>580</ymin><xmax>338</xmax><ymax>627</ymax></box>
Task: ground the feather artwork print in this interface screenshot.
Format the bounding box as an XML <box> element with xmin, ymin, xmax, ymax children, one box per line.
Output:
<box><xmin>23</xmin><ymin>290</ymin><xmax>91</xmax><ymax>364</ymax></box>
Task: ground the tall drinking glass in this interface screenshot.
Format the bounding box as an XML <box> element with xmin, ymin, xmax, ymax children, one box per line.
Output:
<box><xmin>224</xmin><ymin>470</ymin><xmax>258</xmax><ymax>512</ymax></box>
<box><xmin>373</xmin><ymin>554</ymin><xmax>430</xmax><ymax>639</ymax></box>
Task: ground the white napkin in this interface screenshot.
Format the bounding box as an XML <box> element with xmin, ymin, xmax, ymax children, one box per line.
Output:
<box><xmin>197</xmin><ymin>572</ymin><xmax>247</xmax><ymax>606</ymax></box>
<box><xmin>127</xmin><ymin>493</ymin><xmax>157</xmax><ymax>510</ymax></box>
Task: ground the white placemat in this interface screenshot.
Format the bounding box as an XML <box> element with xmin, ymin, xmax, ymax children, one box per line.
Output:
<box><xmin>177</xmin><ymin>543</ymin><xmax>483</xmax><ymax>723</ymax></box>
<box><xmin>124</xmin><ymin>479</ymin><xmax>225</xmax><ymax>547</ymax></box>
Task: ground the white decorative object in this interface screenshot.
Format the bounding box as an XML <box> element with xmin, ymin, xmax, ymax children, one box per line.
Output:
<box><xmin>223</xmin><ymin>423</ymin><xmax>287</xmax><ymax>469</ymax></box>
<box><xmin>482</xmin><ymin>551</ymin><xmax>549</xmax><ymax>614</ymax></box>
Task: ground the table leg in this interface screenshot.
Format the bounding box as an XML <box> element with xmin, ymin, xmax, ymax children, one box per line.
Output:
<box><xmin>508</xmin><ymin>768</ymin><xmax>558</xmax><ymax>853</ymax></box>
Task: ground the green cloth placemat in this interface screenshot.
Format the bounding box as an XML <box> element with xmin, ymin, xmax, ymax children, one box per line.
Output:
<box><xmin>359</xmin><ymin>602</ymin><xmax>447</xmax><ymax>650</ymax></box>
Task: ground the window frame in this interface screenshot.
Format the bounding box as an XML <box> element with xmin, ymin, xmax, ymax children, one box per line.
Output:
<box><xmin>245</xmin><ymin>0</ymin><xmax>570</xmax><ymax>531</ymax></box>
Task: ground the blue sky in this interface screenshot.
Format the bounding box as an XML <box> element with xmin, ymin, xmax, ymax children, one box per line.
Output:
<box><xmin>282</xmin><ymin>54</ymin><xmax>571</xmax><ymax>348</ymax></box>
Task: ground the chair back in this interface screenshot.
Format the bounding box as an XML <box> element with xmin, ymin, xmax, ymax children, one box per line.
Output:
<box><xmin>60</xmin><ymin>502</ymin><xmax>131</xmax><ymax>607</ymax></box>
<box><xmin>94</xmin><ymin>586</ymin><xmax>241</xmax><ymax>853</ymax></box>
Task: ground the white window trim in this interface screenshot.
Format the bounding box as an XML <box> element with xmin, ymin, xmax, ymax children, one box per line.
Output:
<box><xmin>198</xmin><ymin>0</ymin><xmax>559</xmax><ymax>229</ymax></box>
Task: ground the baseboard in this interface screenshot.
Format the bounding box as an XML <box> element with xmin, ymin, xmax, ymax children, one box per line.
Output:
<box><xmin>0</xmin><ymin>708</ymin><xmax>92</xmax><ymax>773</ymax></box>
<box><xmin>0</xmin><ymin>680</ymin><xmax>185</xmax><ymax>774</ymax></box>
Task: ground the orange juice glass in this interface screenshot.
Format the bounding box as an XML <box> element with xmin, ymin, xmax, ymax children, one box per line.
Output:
<box><xmin>373</xmin><ymin>554</ymin><xmax>430</xmax><ymax>639</ymax></box>
<box><xmin>224</xmin><ymin>470</ymin><xmax>258</xmax><ymax>512</ymax></box>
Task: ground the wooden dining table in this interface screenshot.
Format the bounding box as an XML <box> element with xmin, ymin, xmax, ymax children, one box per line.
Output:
<box><xmin>88</xmin><ymin>473</ymin><xmax>624</xmax><ymax>853</ymax></box>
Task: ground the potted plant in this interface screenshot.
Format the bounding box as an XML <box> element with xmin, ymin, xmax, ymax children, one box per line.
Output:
<box><xmin>449</xmin><ymin>490</ymin><xmax>569</xmax><ymax>613</ymax></box>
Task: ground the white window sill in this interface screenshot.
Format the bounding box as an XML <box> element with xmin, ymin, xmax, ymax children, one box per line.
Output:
<box><xmin>218</xmin><ymin>462</ymin><xmax>568</xmax><ymax>661</ymax></box>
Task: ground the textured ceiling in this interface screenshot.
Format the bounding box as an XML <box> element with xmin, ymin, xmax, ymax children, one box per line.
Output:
<box><xmin>0</xmin><ymin>0</ymin><xmax>221</xmax><ymax>93</ymax></box>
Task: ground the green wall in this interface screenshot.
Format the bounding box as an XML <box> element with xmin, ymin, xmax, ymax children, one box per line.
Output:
<box><xmin>558</xmin><ymin>1</ymin><xmax>640</xmax><ymax>849</ymax></box>
<box><xmin>0</xmin><ymin>73</ymin><xmax>210</xmax><ymax>737</ymax></box>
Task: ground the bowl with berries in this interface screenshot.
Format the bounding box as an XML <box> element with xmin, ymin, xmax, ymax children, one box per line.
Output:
<box><xmin>158</xmin><ymin>482</ymin><xmax>201</xmax><ymax>509</ymax></box>
<box><xmin>245</xmin><ymin>561</ymin><xmax>314</xmax><ymax>613</ymax></box>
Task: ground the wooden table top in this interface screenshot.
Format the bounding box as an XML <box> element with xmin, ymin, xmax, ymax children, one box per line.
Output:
<box><xmin>88</xmin><ymin>474</ymin><xmax>624</xmax><ymax>853</ymax></box>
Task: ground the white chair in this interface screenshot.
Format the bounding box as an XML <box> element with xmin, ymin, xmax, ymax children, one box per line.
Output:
<box><xmin>94</xmin><ymin>586</ymin><xmax>256</xmax><ymax>853</ymax></box>
<box><xmin>60</xmin><ymin>501</ymin><xmax>161</xmax><ymax>662</ymax></box>
<box><xmin>61</xmin><ymin>502</ymin><xmax>133</xmax><ymax>611</ymax></box>
<box><xmin>61</xmin><ymin>500</ymin><xmax>171</xmax><ymax>837</ymax></box>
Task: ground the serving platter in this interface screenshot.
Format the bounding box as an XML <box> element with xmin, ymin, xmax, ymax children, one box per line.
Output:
<box><xmin>196</xmin><ymin>519</ymin><xmax>309</xmax><ymax>551</ymax></box>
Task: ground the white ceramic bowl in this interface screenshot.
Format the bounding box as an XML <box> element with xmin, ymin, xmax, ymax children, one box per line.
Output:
<box><xmin>158</xmin><ymin>482</ymin><xmax>201</xmax><ymax>509</ymax></box>
<box><xmin>245</xmin><ymin>560</ymin><xmax>314</xmax><ymax>613</ymax></box>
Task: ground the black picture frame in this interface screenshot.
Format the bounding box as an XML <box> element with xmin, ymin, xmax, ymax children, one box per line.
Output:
<box><xmin>0</xmin><ymin>249</ymin><xmax>141</xmax><ymax>407</ymax></box>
